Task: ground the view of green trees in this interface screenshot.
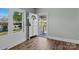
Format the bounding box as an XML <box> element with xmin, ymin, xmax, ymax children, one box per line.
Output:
<box><xmin>13</xmin><ymin>12</ymin><xmax>22</xmax><ymax>21</ymax></box>
<box><xmin>13</xmin><ymin>11</ymin><xmax>22</xmax><ymax>32</ymax></box>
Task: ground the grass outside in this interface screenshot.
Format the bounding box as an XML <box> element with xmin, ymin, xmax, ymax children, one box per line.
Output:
<box><xmin>0</xmin><ymin>32</ymin><xmax>8</xmax><ymax>36</ymax></box>
<box><xmin>13</xmin><ymin>29</ymin><xmax>22</xmax><ymax>32</ymax></box>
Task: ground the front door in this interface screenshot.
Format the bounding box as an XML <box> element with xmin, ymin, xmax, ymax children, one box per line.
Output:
<box><xmin>29</xmin><ymin>13</ymin><xmax>38</xmax><ymax>37</ymax></box>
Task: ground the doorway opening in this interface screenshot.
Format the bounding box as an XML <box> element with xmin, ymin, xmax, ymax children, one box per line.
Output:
<box><xmin>38</xmin><ymin>14</ymin><xmax>48</xmax><ymax>36</ymax></box>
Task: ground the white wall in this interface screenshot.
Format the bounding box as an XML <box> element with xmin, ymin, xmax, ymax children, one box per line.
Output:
<box><xmin>37</xmin><ymin>8</ymin><xmax>79</xmax><ymax>40</ymax></box>
<box><xmin>0</xmin><ymin>8</ymin><xmax>34</xmax><ymax>50</ymax></box>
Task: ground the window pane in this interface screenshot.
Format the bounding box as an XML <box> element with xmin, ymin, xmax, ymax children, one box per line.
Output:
<box><xmin>13</xmin><ymin>11</ymin><xmax>22</xmax><ymax>32</ymax></box>
<box><xmin>0</xmin><ymin>8</ymin><xmax>8</xmax><ymax>36</ymax></box>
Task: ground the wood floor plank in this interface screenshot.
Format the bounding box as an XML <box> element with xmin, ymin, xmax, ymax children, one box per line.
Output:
<box><xmin>9</xmin><ymin>37</ymin><xmax>79</xmax><ymax>50</ymax></box>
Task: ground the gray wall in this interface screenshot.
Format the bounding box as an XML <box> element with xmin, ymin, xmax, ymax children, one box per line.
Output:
<box><xmin>37</xmin><ymin>8</ymin><xmax>79</xmax><ymax>40</ymax></box>
<box><xmin>22</xmin><ymin>8</ymin><xmax>35</xmax><ymax>13</ymax></box>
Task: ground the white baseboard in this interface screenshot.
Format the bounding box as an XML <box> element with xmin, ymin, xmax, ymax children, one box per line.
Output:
<box><xmin>46</xmin><ymin>36</ymin><xmax>79</xmax><ymax>44</ymax></box>
<box><xmin>7</xmin><ymin>39</ymin><xmax>26</xmax><ymax>50</ymax></box>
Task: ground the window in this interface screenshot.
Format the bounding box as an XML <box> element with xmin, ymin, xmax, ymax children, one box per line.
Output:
<box><xmin>0</xmin><ymin>8</ymin><xmax>8</xmax><ymax>36</ymax></box>
<box><xmin>13</xmin><ymin>11</ymin><xmax>22</xmax><ymax>32</ymax></box>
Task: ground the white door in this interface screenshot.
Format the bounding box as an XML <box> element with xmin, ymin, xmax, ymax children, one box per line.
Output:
<box><xmin>29</xmin><ymin>13</ymin><xmax>38</xmax><ymax>37</ymax></box>
<box><xmin>29</xmin><ymin>13</ymin><xmax>33</xmax><ymax>37</ymax></box>
<box><xmin>33</xmin><ymin>15</ymin><xmax>38</xmax><ymax>35</ymax></box>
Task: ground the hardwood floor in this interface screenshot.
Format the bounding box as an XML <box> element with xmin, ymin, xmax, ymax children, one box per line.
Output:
<box><xmin>9</xmin><ymin>37</ymin><xmax>79</xmax><ymax>50</ymax></box>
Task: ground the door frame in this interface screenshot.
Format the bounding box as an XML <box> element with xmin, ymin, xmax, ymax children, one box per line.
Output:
<box><xmin>38</xmin><ymin>13</ymin><xmax>48</xmax><ymax>36</ymax></box>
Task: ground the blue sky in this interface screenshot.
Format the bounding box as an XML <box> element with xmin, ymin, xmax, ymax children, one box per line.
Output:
<box><xmin>0</xmin><ymin>8</ymin><xmax>8</xmax><ymax>16</ymax></box>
